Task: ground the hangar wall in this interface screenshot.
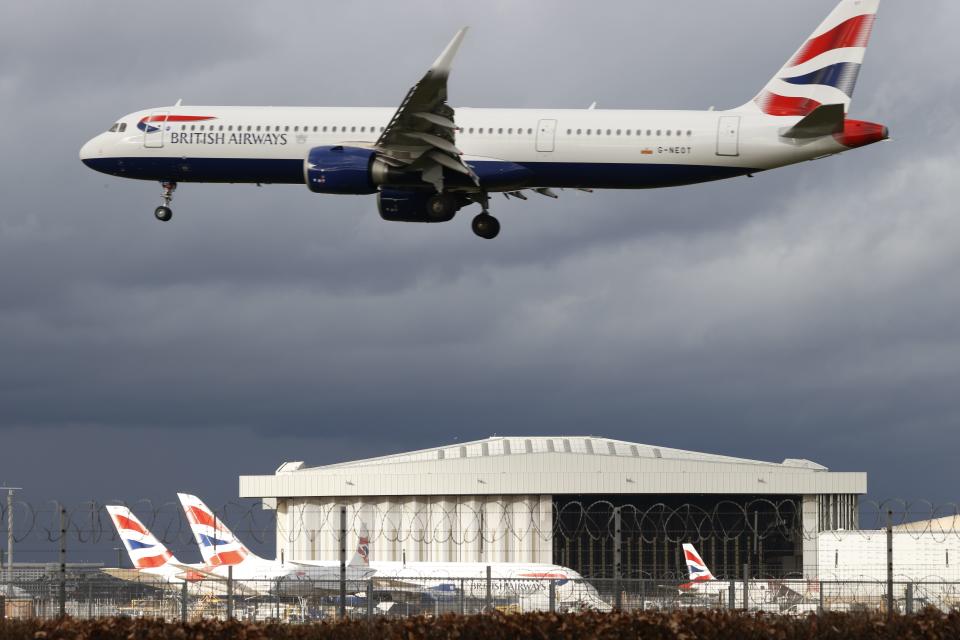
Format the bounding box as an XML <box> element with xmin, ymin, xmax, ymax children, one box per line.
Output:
<box><xmin>276</xmin><ymin>495</ymin><xmax>554</xmax><ymax>565</ymax></box>
<box><xmin>240</xmin><ymin>436</ymin><xmax>867</xmax><ymax>579</ymax></box>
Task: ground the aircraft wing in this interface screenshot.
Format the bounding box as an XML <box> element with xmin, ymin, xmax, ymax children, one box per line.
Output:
<box><xmin>374</xmin><ymin>27</ymin><xmax>479</xmax><ymax>192</ymax></box>
<box><xmin>100</xmin><ymin>568</ymin><xmax>183</xmax><ymax>592</ymax></box>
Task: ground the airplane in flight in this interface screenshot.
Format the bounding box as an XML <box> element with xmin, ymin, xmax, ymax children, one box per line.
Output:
<box><xmin>179</xmin><ymin>493</ymin><xmax>608</xmax><ymax>611</ymax></box>
<box><xmin>79</xmin><ymin>0</ymin><xmax>886</xmax><ymax>239</ymax></box>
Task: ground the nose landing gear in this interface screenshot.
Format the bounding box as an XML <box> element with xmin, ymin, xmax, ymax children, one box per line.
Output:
<box><xmin>154</xmin><ymin>181</ymin><xmax>176</xmax><ymax>222</ymax></box>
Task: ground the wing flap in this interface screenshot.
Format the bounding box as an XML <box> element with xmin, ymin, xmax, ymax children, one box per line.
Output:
<box><xmin>373</xmin><ymin>28</ymin><xmax>477</xmax><ymax>192</ymax></box>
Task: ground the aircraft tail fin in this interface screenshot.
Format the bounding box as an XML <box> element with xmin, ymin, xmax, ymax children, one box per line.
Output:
<box><xmin>177</xmin><ymin>493</ymin><xmax>262</xmax><ymax>566</ymax></box>
<box><xmin>105</xmin><ymin>505</ymin><xmax>179</xmax><ymax>570</ymax></box>
<box><xmin>349</xmin><ymin>526</ymin><xmax>371</xmax><ymax>567</ymax></box>
<box><xmin>682</xmin><ymin>543</ymin><xmax>716</xmax><ymax>582</ymax></box>
<box><xmin>743</xmin><ymin>0</ymin><xmax>880</xmax><ymax>116</ymax></box>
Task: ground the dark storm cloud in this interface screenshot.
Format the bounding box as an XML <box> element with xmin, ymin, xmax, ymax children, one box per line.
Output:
<box><xmin>1</xmin><ymin>0</ymin><xmax>960</xmax><ymax>523</ymax></box>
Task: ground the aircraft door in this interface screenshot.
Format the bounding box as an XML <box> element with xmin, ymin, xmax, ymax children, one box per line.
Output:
<box><xmin>536</xmin><ymin>119</ymin><xmax>557</xmax><ymax>152</ymax></box>
<box><xmin>143</xmin><ymin>111</ymin><xmax>169</xmax><ymax>148</ymax></box>
<box><xmin>716</xmin><ymin>115</ymin><xmax>740</xmax><ymax>156</ymax></box>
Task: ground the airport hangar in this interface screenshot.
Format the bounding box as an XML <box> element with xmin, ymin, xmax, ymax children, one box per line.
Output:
<box><xmin>239</xmin><ymin>436</ymin><xmax>865</xmax><ymax>581</ymax></box>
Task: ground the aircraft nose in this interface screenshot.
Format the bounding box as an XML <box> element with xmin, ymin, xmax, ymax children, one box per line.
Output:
<box><xmin>79</xmin><ymin>135</ymin><xmax>103</xmax><ymax>166</ymax></box>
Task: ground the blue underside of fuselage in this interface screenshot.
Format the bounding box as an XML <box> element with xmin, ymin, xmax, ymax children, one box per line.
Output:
<box><xmin>81</xmin><ymin>157</ymin><xmax>758</xmax><ymax>189</ymax></box>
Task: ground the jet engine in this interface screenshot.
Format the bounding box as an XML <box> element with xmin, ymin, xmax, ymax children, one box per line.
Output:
<box><xmin>378</xmin><ymin>188</ymin><xmax>466</xmax><ymax>223</ymax></box>
<box><xmin>304</xmin><ymin>146</ymin><xmax>427</xmax><ymax>195</ymax></box>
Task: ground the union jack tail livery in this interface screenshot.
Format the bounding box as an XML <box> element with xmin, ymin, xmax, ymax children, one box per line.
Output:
<box><xmin>355</xmin><ymin>527</ymin><xmax>370</xmax><ymax>566</ymax></box>
<box><xmin>682</xmin><ymin>543</ymin><xmax>716</xmax><ymax>583</ymax></box>
<box><xmin>105</xmin><ymin>505</ymin><xmax>177</xmax><ymax>571</ymax></box>
<box><xmin>749</xmin><ymin>0</ymin><xmax>880</xmax><ymax>117</ymax></box>
<box><xmin>177</xmin><ymin>493</ymin><xmax>262</xmax><ymax>567</ymax></box>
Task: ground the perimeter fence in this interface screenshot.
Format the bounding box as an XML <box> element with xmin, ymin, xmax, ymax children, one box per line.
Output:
<box><xmin>4</xmin><ymin>573</ymin><xmax>960</xmax><ymax>621</ymax></box>
<box><xmin>5</xmin><ymin>499</ymin><xmax>960</xmax><ymax>596</ymax></box>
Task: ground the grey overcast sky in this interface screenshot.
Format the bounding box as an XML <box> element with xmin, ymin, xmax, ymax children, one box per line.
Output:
<box><xmin>2</xmin><ymin>0</ymin><xmax>959</xmax><ymax>556</ymax></box>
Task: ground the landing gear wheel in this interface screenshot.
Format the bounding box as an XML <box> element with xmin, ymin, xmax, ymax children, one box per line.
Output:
<box><xmin>472</xmin><ymin>213</ymin><xmax>500</xmax><ymax>239</ymax></box>
<box><xmin>155</xmin><ymin>181</ymin><xmax>177</xmax><ymax>222</ymax></box>
<box><xmin>427</xmin><ymin>194</ymin><xmax>458</xmax><ymax>222</ymax></box>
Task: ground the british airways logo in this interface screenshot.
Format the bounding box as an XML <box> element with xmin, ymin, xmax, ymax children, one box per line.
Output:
<box><xmin>137</xmin><ymin>115</ymin><xmax>216</xmax><ymax>133</ymax></box>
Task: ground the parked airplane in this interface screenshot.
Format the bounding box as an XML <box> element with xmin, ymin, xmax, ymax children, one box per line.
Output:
<box><xmin>679</xmin><ymin>543</ymin><xmax>811</xmax><ymax>611</ymax></box>
<box><xmin>79</xmin><ymin>0</ymin><xmax>886</xmax><ymax>239</ymax></box>
<box><xmin>176</xmin><ymin>493</ymin><xmax>374</xmax><ymax>594</ymax></box>
<box><xmin>180</xmin><ymin>493</ymin><xmax>607</xmax><ymax>611</ymax></box>
<box><xmin>357</xmin><ymin>559</ymin><xmax>609</xmax><ymax>612</ymax></box>
<box><xmin>104</xmin><ymin>505</ymin><xmax>222</xmax><ymax>594</ymax></box>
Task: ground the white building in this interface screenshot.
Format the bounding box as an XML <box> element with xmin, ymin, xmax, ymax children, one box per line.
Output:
<box><xmin>819</xmin><ymin>516</ymin><xmax>960</xmax><ymax>582</ymax></box>
<box><xmin>239</xmin><ymin>436</ymin><xmax>867</xmax><ymax>580</ymax></box>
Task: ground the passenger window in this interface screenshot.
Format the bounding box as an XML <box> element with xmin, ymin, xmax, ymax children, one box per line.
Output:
<box><xmin>576</xmin><ymin>129</ymin><xmax>582</xmax><ymax>135</ymax></box>
<box><xmin>616</xmin><ymin>129</ymin><xmax>621</xmax><ymax>135</ymax></box>
<box><xmin>497</xmin><ymin>128</ymin><xmax>503</xmax><ymax>134</ymax></box>
<box><xmin>190</xmin><ymin>125</ymin><xmax>196</xmax><ymax>131</ymax></box>
<box><xmin>527</xmin><ymin>128</ymin><xmax>533</xmax><ymax>134</ymax></box>
<box><xmin>626</xmin><ymin>130</ymin><xmax>631</xmax><ymax>136</ymax></box>
<box><xmin>351</xmin><ymin>126</ymin><xmax>356</xmax><ymax>132</ymax></box>
<box><xmin>566</xmin><ymin>129</ymin><xmax>572</xmax><ymax>135</ymax></box>
<box><xmin>606</xmin><ymin>129</ymin><xmax>611</xmax><ymax>135</ymax></box>
<box><xmin>255</xmin><ymin>126</ymin><xmax>261</xmax><ymax>131</ymax></box>
<box><xmin>586</xmin><ymin>129</ymin><xmax>592</xmax><ymax>135</ymax></box>
<box><xmin>360</xmin><ymin>126</ymin><xmax>365</xmax><ymax>132</ymax></box>
<box><xmin>687</xmin><ymin>130</ymin><xmax>693</xmax><ymax>136</ymax></box>
<box><xmin>508</xmin><ymin>128</ymin><xmax>513</xmax><ymax>134</ymax></box>
<box><xmin>656</xmin><ymin>130</ymin><xmax>661</xmax><ymax>136</ymax></box>
<box><xmin>666</xmin><ymin>130</ymin><xmax>671</xmax><ymax>136</ymax></box>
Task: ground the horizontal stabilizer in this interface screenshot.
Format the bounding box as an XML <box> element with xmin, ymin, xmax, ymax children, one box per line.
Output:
<box><xmin>781</xmin><ymin>103</ymin><xmax>845</xmax><ymax>139</ymax></box>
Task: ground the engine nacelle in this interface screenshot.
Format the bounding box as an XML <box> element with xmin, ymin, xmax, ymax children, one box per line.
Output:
<box><xmin>304</xmin><ymin>146</ymin><xmax>377</xmax><ymax>195</ymax></box>
<box><xmin>378</xmin><ymin>188</ymin><xmax>465</xmax><ymax>223</ymax></box>
<box><xmin>305</xmin><ymin>146</ymin><xmax>430</xmax><ymax>195</ymax></box>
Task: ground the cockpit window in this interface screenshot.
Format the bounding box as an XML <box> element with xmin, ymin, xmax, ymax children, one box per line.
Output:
<box><xmin>108</xmin><ymin>123</ymin><xmax>127</xmax><ymax>133</ymax></box>
<box><xmin>118</xmin><ymin>123</ymin><xmax>126</xmax><ymax>132</ymax></box>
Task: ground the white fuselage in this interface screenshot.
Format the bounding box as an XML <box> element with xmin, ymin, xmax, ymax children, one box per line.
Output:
<box><xmin>361</xmin><ymin>560</ymin><xmax>609</xmax><ymax>611</ymax></box>
<box><xmin>80</xmin><ymin>105</ymin><xmax>851</xmax><ymax>190</ymax></box>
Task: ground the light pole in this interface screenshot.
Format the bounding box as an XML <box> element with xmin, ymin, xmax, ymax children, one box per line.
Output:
<box><xmin>1</xmin><ymin>486</ymin><xmax>20</xmax><ymax>597</ymax></box>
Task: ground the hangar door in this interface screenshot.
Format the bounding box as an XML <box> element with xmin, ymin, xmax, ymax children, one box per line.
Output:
<box><xmin>716</xmin><ymin>115</ymin><xmax>741</xmax><ymax>157</ymax></box>
<box><xmin>536</xmin><ymin>119</ymin><xmax>557</xmax><ymax>152</ymax></box>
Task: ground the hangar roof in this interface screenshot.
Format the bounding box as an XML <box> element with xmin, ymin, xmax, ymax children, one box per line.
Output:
<box><xmin>239</xmin><ymin>436</ymin><xmax>866</xmax><ymax>498</ymax></box>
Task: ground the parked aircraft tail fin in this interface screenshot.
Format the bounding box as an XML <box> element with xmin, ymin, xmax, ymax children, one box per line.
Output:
<box><xmin>105</xmin><ymin>505</ymin><xmax>178</xmax><ymax>570</ymax></box>
<box><xmin>177</xmin><ymin>493</ymin><xmax>263</xmax><ymax>566</ymax></box>
<box><xmin>682</xmin><ymin>543</ymin><xmax>716</xmax><ymax>583</ymax></box>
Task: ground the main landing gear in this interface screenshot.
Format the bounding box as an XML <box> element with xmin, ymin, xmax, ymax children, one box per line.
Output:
<box><xmin>470</xmin><ymin>192</ymin><xmax>500</xmax><ymax>240</ymax></box>
<box><xmin>154</xmin><ymin>181</ymin><xmax>176</xmax><ymax>222</ymax></box>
